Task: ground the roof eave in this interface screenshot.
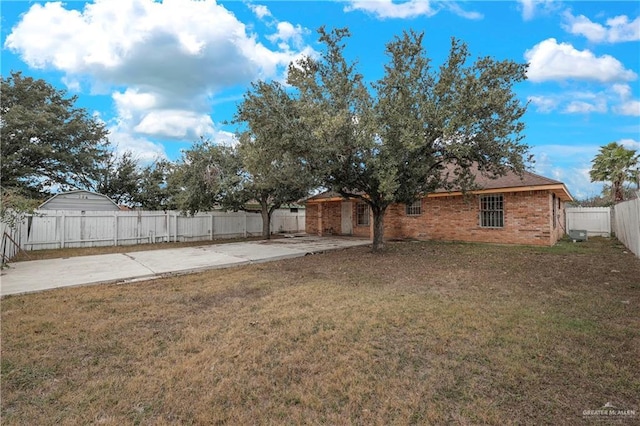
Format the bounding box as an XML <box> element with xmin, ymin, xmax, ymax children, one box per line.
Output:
<box><xmin>428</xmin><ymin>183</ymin><xmax>573</xmax><ymax>201</ymax></box>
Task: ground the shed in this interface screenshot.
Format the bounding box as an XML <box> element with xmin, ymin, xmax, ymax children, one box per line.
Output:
<box><xmin>39</xmin><ymin>190</ymin><xmax>120</xmax><ymax>211</ymax></box>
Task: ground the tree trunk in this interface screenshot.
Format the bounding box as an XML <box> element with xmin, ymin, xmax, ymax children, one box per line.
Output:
<box><xmin>371</xmin><ymin>205</ymin><xmax>386</xmax><ymax>252</ymax></box>
<box><xmin>260</xmin><ymin>199</ymin><xmax>271</xmax><ymax>240</ymax></box>
<box><xmin>613</xmin><ymin>181</ymin><xmax>624</xmax><ymax>202</ymax></box>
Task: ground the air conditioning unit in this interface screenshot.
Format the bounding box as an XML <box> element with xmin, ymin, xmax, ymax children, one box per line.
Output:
<box><xmin>568</xmin><ymin>229</ymin><xmax>588</xmax><ymax>242</ymax></box>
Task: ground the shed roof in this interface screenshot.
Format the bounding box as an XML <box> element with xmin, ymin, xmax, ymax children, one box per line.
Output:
<box><xmin>39</xmin><ymin>190</ymin><xmax>120</xmax><ymax>211</ymax></box>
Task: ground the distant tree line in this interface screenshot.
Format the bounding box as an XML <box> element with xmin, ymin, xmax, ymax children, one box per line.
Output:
<box><xmin>7</xmin><ymin>28</ymin><xmax>635</xmax><ymax>248</ymax></box>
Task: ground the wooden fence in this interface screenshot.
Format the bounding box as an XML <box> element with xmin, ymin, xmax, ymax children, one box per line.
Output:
<box><xmin>613</xmin><ymin>198</ymin><xmax>640</xmax><ymax>258</ymax></box>
<box><xmin>1</xmin><ymin>221</ymin><xmax>23</xmax><ymax>264</ymax></box>
<box><xmin>1</xmin><ymin>209</ymin><xmax>305</xmax><ymax>259</ymax></box>
<box><xmin>565</xmin><ymin>207</ymin><xmax>611</xmax><ymax>237</ymax></box>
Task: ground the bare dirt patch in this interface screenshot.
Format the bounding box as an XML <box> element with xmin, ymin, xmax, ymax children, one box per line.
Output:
<box><xmin>2</xmin><ymin>238</ymin><xmax>639</xmax><ymax>424</ymax></box>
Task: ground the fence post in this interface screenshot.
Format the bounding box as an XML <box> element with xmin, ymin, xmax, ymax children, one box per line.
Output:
<box><xmin>174</xmin><ymin>213</ymin><xmax>178</xmax><ymax>242</ymax></box>
<box><xmin>210</xmin><ymin>214</ymin><xmax>214</xmax><ymax>240</ymax></box>
<box><xmin>164</xmin><ymin>213</ymin><xmax>169</xmax><ymax>243</ymax></box>
<box><xmin>60</xmin><ymin>212</ymin><xmax>65</xmax><ymax>249</ymax></box>
<box><xmin>244</xmin><ymin>211</ymin><xmax>248</xmax><ymax>238</ymax></box>
<box><xmin>114</xmin><ymin>212</ymin><xmax>118</xmax><ymax>246</ymax></box>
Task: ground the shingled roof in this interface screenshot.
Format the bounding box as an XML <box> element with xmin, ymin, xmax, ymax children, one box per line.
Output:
<box><xmin>306</xmin><ymin>167</ymin><xmax>573</xmax><ymax>202</ymax></box>
<box><xmin>433</xmin><ymin>168</ymin><xmax>564</xmax><ymax>192</ymax></box>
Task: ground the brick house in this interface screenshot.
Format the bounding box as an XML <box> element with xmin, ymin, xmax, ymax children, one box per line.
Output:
<box><xmin>305</xmin><ymin>169</ymin><xmax>573</xmax><ymax>246</ymax></box>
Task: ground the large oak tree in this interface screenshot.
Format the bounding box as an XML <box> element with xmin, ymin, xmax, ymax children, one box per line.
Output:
<box><xmin>174</xmin><ymin>81</ymin><xmax>316</xmax><ymax>239</ymax></box>
<box><xmin>289</xmin><ymin>28</ymin><xmax>531</xmax><ymax>251</ymax></box>
<box><xmin>1</xmin><ymin>72</ymin><xmax>110</xmax><ymax>197</ymax></box>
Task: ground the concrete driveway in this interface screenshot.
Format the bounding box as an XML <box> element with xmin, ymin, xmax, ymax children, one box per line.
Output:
<box><xmin>0</xmin><ymin>236</ymin><xmax>369</xmax><ymax>296</ymax></box>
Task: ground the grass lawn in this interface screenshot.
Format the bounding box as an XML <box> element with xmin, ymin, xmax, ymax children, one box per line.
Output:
<box><xmin>1</xmin><ymin>238</ymin><xmax>639</xmax><ymax>424</ymax></box>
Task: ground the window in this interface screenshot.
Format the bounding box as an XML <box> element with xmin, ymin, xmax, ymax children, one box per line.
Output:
<box><xmin>479</xmin><ymin>194</ymin><xmax>504</xmax><ymax>228</ymax></box>
<box><xmin>406</xmin><ymin>200</ymin><xmax>422</xmax><ymax>216</ymax></box>
<box><xmin>356</xmin><ymin>202</ymin><xmax>370</xmax><ymax>226</ymax></box>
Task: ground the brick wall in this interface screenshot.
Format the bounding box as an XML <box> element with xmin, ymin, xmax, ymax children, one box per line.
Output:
<box><xmin>385</xmin><ymin>190</ymin><xmax>555</xmax><ymax>245</ymax></box>
<box><xmin>307</xmin><ymin>190</ymin><xmax>562</xmax><ymax>246</ymax></box>
<box><xmin>306</xmin><ymin>204</ymin><xmax>319</xmax><ymax>235</ymax></box>
<box><xmin>306</xmin><ymin>201</ymin><xmax>343</xmax><ymax>236</ymax></box>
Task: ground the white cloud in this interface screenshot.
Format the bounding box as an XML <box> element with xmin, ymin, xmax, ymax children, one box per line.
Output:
<box><xmin>248</xmin><ymin>4</ymin><xmax>271</xmax><ymax>20</ymax></box>
<box><xmin>443</xmin><ymin>3</ymin><xmax>483</xmax><ymax>20</ymax></box>
<box><xmin>564</xmin><ymin>100</ymin><xmax>607</xmax><ymax>114</ymax></box>
<box><xmin>615</xmin><ymin>100</ymin><xmax>640</xmax><ymax>116</ymax></box>
<box><xmin>609</xmin><ymin>84</ymin><xmax>640</xmax><ymax>116</ymax></box>
<box><xmin>525</xmin><ymin>38</ymin><xmax>637</xmax><ymax>83</ymax></box>
<box><xmin>135</xmin><ymin>110</ymin><xmax>215</xmax><ymax>139</ymax></box>
<box><xmin>4</xmin><ymin>0</ymin><xmax>314</xmax><ymax>155</ymax></box>
<box><xmin>345</xmin><ymin>0</ymin><xmax>437</xmax><ymax>19</ymax></box>
<box><xmin>107</xmin><ymin>128</ymin><xmax>168</xmax><ymax>164</ymax></box>
<box><xmin>344</xmin><ymin>0</ymin><xmax>481</xmax><ymax>20</ymax></box>
<box><xmin>611</xmin><ymin>83</ymin><xmax>632</xmax><ymax>99</ymax></box>
<box><xmin>519</xmin><ymin>0</ymin><xmax>536</xmax><ymax>21</ymax></box>
<box><xmin>620</xmin><ymin>139</ymin><xmax>640</xmax><ymax>150</ymax></box>
<box><xmin>528</xmin><ymin>95</ymin><xmax>559</xmax><ymax>113</ymax></box>
<box><xmin>113</xmin><ymin>89</ymin><xmax>157</xmax><ymax>121</ymax></box>
<box><xmin>563</xmin><ymin>12</ymin><xmax>640</xmax><ymax>43</ymax></box>
<box><xmin>267</xmin><ymin>21</ymin><xmax>308</xmax><ymax>50</ymax></box>
<box><xmin>518</xmin><ymin>0</ymin><xmax>557</xmax><ymax>21</ymax></box>
<box><xmin>529</xmin><ymin>86</ymin><xmax>640</xmax><ymax>116</ymax></box>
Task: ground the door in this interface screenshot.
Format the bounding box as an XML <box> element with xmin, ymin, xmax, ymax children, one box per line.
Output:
<box><xmin>341</xmin><ymin>201</ymin><xmax>353</xmax><ymax>235</ymax></box>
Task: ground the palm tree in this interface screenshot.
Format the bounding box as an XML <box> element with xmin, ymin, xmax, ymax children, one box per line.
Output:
<box><xmin>590</xmin><ymin>142</ymin><xmax>639</xmax><ymax>202</ymax></box>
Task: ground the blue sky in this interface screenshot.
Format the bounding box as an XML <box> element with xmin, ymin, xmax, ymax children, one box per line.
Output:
<box><xmin>2</xmin><ymin>0</ymin><xmax>639</xmax><ymax>199</ymax></box>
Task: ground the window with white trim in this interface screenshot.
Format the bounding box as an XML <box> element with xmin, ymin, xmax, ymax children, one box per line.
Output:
<box><xmin>356</xmin><ymin>202</ymin><xmax>370</xmax><ymax>226</ymax></box>
<box><xmin>479</xmin><ymin>194</ymin><xmax>504</xmax><ymax>228</ymax></box>
<box><xmin>405</xmin><ymin>200</ymin><xmax>422</xmax><ymax>216</ymax></box>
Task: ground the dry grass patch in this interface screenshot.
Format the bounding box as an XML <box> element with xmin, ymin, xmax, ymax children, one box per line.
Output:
<box><xmin>2</xmin><ymin>238</ymin><xmax>639</xmax><ymax>424</ymax></box>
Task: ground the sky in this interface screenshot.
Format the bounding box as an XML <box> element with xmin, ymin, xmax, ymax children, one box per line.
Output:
<box><xmin>2</xmin><ymin>0</ymin><xmax>639</xmax><ymax>199</ymax></box>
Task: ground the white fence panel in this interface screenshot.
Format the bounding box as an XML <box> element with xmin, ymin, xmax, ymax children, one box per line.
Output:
<box><xmin>614</xmin><ymin>198</ymin><xmax>640</xmax><ymax>258</ymax></box>
<box><xmin>177</xmin><ymin>214</ymin><xmax>212</xmax><ymax>241</ymax></box>
<box><xmin>565</xmin><ymin>207</ymin><xmax>611</xmax><ymax>237</ymax></box>
<box><xmin>272</xmin><ymin>211</ymin><xmax>305</xmax><ymax>233</ymax></box>
<box><xmin>1</xmin><ymin>221</ymin><xmax>22</xmax><ymax>263</ymax></box>
<box><xmin>213</xmin><ymin>212</ymin><xmax>246</xmax><ymax>238</ymax></box>
<box><xmin>25</xmin><ymin>213</ymin><xmax>59</xmax><ymax>249</ymax></box>
<box><xmin>246</xmin><ymin>213</ymin><xmax>263</xmax><ymax>236</ymax></box>
<box><xmin>4</xmin><ymin>208</ymin><xmax>305</xmax><ymax>257</ymax></box>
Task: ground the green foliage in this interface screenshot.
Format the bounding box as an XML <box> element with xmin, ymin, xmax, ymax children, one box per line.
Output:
<box><xmin>95</xmin><ymin>152</ymin><xmax>180</xmax><ymax>210</ymax></box>
<box><xmin>137</xmin><ymin>158</ymin><xmax>179</xmax><ymax>211</ymax></box>
<box><xmin>1</xmin><ymin>71</ymin><xmax>110</xmax><ymax>197</ymax></box>
<box><xmin>96</xmin><ymin>151</ymin><xmax>141</xmax><ymax>206</ymax></box>
<box><xmin>0</xmin><ymin>186</ymin><xmax>40</xmax><ymax>229</ymax></box>
<box><xmin>233</xmin><ymin>81</ymin><xmax>317</xmax><ymax>207</ymax></box>
<box><xmin>171</xmin><ymin>140</ymin><xmax>242</xmax><ymax>215</ymax></box>
<box><xmin>174</xmin><ymin>81</ymin><xmax>316</xmax><ymax>238</ymax></box>
<box><xmin>589</xmin><ymin>142</ymin><xmax>639</xmax><ymax>202</ymax></box>
<box><xmin>288</xmin><ymin>28</ymin><xmax>530</xmax><ymax>250</ymax></box>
